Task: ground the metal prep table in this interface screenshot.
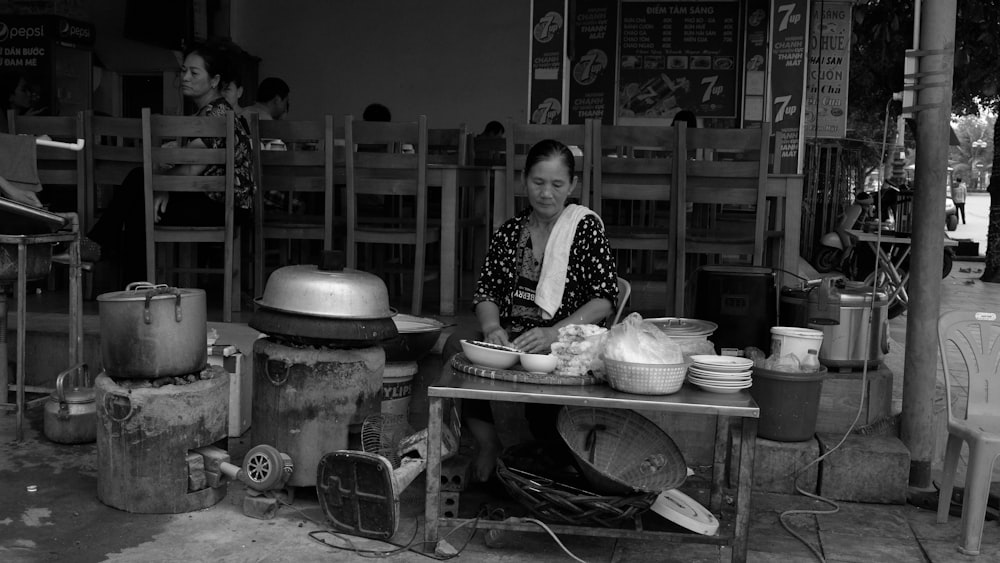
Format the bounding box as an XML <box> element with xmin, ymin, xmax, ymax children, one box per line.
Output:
<box><xmin>424</xmin><ymin>366</ymin><xmax>760</xmax><ymax>562</ymax></box>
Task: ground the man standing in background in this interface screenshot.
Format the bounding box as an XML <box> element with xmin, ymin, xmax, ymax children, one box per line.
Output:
<box><xmin>953</xmin><ymin>176</ymin><xmax>968</xmax><ymax>225</ymax></box>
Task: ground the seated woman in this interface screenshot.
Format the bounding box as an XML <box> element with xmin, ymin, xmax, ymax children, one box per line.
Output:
<box><xmin>85</xmin><ymin>40</ymin><xmax>255</xmax><ymax>282</ymax></box>
<box><xmin>441</xmin><ymin>139</ymin><xmax>618</xmax><ymax>482</ymax></box>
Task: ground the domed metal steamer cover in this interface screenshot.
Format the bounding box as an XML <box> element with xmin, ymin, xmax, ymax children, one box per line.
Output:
<box><xmin>250</xmin><ymin>252</ymin><xmax>398</xmax><ymax>343</ymax></box>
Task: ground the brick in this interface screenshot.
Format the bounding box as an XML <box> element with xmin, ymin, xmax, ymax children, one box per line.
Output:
<box><xmin>817</xmin><ymin>433</ymin><xmax>909</xmax><ymax>504</ymax></box>
<box><xmin>243</xmin><ymin>493</ymin><xmax>280</xmax><ymax>520</ymax></box>
<box><xmin>440</xmin><ymin>491</ymin><xmax>460</xmax><ymax>519</ymax></box>
<box><xmin>441</xmin><ymin>455</ymin><xmax>472</xmax><ymax>492</ymax></box>
<box><xmin>730</xmin><ymin>434</ymin><xmax>819</xmax><ymax>495</ymax></box>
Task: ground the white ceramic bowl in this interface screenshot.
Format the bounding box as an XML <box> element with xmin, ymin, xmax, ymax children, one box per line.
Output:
<box><xmin>460</xmin><ymin>339</ymin><xmax>520</xmax><ymax>370</ymax></box>
<box><xmin>519</xmin><ymin>353</ymin><xmax>558</xmax><ymax>374</ymax></box>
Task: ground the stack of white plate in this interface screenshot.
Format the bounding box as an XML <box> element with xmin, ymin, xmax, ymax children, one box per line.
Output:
<box><xmin>687</xmin><ymin>355</ymin><xmax>754</xmax><ymax>394</ymax></box>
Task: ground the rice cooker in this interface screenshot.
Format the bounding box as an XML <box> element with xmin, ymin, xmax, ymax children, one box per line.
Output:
<box><xmin>780</xmin><ymin>279</ymin><xmax>889</xmax><ymax>369</ymax></box>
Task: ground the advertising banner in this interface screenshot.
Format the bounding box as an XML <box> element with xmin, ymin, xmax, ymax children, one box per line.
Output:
<box><xmin>741</xmin><ymin>0</ymin><xmax>769</xmax><ymax>125</ymax></box>
<box><xmin>617</xmin><ymin>0</ymin><xmax>739</xmax><ymax>124</ymax></box>
<box><xmin>0</xmin><ymin>16</ymin><xmax>54</xmax><ymax>116</ymax></box>
<box><xmin>528</xmin><ymin>0</ymin><xmax>567</xmax><ymax>124</ymax></box>
<box><xmin>769</xmin><ymin>0</ymin><xmax>810</xmax><ymax>174</ymax></box>
<box><xmin>804</xmin><ymin>0</ymin><xmax>851</xmax><ymax>139</ymax></box>
<box><xmin>568</xmin><ymin>0</ymin><xmax>618</xmax><ymax>124</ymax></box>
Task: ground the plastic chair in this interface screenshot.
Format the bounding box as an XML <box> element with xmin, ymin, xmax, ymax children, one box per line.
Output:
<box><xmin>935</xmin><ymin>309</ymin><xmax>1000</xmax><ymax>555</ymax></box>
<box><xmin>610</xmin><ymin>277</ymin><xmax>631</xmax><ymax>326</ymax></box>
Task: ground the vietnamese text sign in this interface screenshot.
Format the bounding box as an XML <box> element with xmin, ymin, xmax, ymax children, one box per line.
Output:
<box><xmin>529</xmin><ymin>0</ymin><xmax>567</xmax><ymax>124</ymax></box>
<box><xmin>568</xmin><ymin>0</ymin><xmax>618</xmax><ymax>124</ymax></box>
<box><xmin>617</xmin><ymin>0</ymin><xmax>739</xmax><ymax>123</ymax></box>
<box><xmin>769</xmin><ymin>0</ymin><xmax>810</xmax><ymax>174</ymax></box>
<box><xmin>804</xmin><ymin>0</ymin><xmax>851</xmax><ymax>139</ymax></box>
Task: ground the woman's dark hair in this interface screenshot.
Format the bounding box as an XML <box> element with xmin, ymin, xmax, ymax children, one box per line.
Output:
<box><xmin>256</xmin><ymin>77</ymin><xmax>289</xmax><ymax>103</ymax></box>
<box><xmin>481</xmin><ymin>120</ymin><xmax>505</xmax><ymax>137</ymax></box>
<box><xmin>672</xmin><ymin>110</ymin><xmax>697</xmax><ymax>128</ymax></box>
<box><xmin>184</xmin><ymin>38</ymin><xmax>241</xmax><ymax>87</ymax></box>
<box><xmin>524</xmin><ymin>139</ymin><xmax>575</xmax><ymax>179</ymax></box>
<box><xmin>363</xmin><ymin>103</ymin><xmax>392</xmax><ymax>122</ymax></box>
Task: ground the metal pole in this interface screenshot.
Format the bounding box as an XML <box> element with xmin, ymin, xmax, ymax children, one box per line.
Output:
<box><xmin>900</xmin><ymin>0</ymin><xmax>957</xmax><ymax>487</ymax></box>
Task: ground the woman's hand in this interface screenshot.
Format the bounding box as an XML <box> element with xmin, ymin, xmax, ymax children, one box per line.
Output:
<box><xmin>482</xmin><ymin>326</ymin><xmax>514</xmax><ymax>348</ymax></box>
<box><xmin>153</xmin><ymin>193</ymin><xmax>170</xmax><ymax>223</ymax></box>
<box><xmin>512</xmin><ymin>326</ymin><xmax>559</xmax><ymax>354</ymax></box>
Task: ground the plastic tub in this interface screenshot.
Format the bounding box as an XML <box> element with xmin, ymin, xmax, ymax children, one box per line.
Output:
<box><xmin>770</xmin><ymin>327</ymin><xmax>824</xmax><ymax>365</ymax></box>
<box><xmin>750</xmin><ymin>366</ymin><xmax>827</xmax><ymax>442</ymax></box>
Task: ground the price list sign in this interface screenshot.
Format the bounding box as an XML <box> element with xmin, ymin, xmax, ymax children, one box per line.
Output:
<box><xmin>617</xmin><ymin>1</ymin><xmax>739</xmax><ymax>123</ymax></box>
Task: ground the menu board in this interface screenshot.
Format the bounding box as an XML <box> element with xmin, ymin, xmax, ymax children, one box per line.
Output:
<box><xmin>804</xmin><ymin>0</ymin><xmax>852</xmax><ymax>139</ymax></box>
<box><xmin>617</xmin><ymin>0</ymin><xmax>740</xmax><ymax>123</ymax></box>
<box><xmin>528</xmin><ymin>0</ymin><xmax>567</xmax><ymax>124</ymax></box>
<box><xmin>769</xmin><ymin>0</ymin><xmax>810</xmax><ymax>174</ymax></box>
<box><xmin>567</xmin><ymin>0</ymin><xmax>618</xmax><ymax>124</ymax></box>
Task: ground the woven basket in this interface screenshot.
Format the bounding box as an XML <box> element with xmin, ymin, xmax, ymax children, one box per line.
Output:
<box><xmin>495</xmin><ymin>458</ymin><xmax>656</xmax><ymax>527</ymax></box>
<box><xmin>557</xmin><ymin>406</ymin><xmax>687</xmax><ymax>495</ymax></box>
<box><xmin>604</xmin><ymin>358</ymin><xmax>690</xmax><ymax>395</ymax></box>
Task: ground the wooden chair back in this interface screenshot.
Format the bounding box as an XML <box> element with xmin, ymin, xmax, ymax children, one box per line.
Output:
<box><xmin>251</xmin><ymin>114</ymin><xmax>337</xmax><ymax>292</ymax></box>
<box><xmin>427</xmin><ymin>125</ymin><xmax>469</xmax><ymax>165</ymax></box>
<box><xmin>141</xmin><ymin>107</ymin><xmax>237</xmax><ymax>320</ymax></box>
<box><xmin>674</xmin><ymin>123</ymin><xmax>771</xmax><ymax>311</ymax></box>
<box><xmin>503</xmin><ymin>119</ymin><xmax>593</xmax><ymax>217</ymax></box>
<box><xmin>84</xmin><ymin>111</ymin><xmax>143</xmax><ymax>230</ymax></box>
<box><xmin>7</xmin><ymin>110</ymin><xmax>87</xmax><ymax>227</ymax></box>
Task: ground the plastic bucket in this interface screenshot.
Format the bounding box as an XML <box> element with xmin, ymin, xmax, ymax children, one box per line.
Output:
<box><xmin>382</xmin><ymin>361</ymin><xmax>416</xmax><ymax>419</ymax></box>
<box><xmin>750</xmin><ymin>366</ymin><xmax>827</xmax><ymax>442</ymax></box>
<box><xmin>770</xmin><ymin>327</ymin><xmax>824</xmax><ymax>365</ymax></box>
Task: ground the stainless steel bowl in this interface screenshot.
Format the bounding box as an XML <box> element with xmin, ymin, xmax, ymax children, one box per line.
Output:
<box><xmin>255</xmin><ymin>263</ymin><xmax>393</xmax><ymax>319</ymax></box>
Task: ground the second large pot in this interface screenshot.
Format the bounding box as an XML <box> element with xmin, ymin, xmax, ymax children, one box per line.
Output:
<box><xmin>98</xmin><ymin>283</ymin><xmax>207</xmax><ymax>379</ymax></box>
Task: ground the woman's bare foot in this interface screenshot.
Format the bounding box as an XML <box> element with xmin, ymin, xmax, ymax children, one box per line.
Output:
<box><xmin>466</xmin><ymin>417</ymin><xmax>503</xmax><ymax>482</ymax></box>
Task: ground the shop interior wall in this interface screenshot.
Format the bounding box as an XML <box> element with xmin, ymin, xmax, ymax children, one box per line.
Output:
<box><xmin>232</xmin><ymin>0</ymin><xmax>530</xmax><ymax>133</ymax></box>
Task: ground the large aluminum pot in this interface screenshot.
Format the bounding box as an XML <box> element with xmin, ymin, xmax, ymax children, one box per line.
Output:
<box><xmin>97</xmin><ymin>282</ymin><xmax>207</xmax><ymax>379</ymax></box>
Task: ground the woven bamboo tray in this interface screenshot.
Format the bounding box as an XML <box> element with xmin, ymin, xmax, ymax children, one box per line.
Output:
<box><xmin>450</xmin><ymin>353</ymin><xmax>603</xmax><ymax>386</ymax></box>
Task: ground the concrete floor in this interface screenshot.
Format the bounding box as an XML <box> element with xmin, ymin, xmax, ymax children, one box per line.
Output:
<box><xmin>3</xmin><ymin>260</ymin><xmax>1000</xmax><ymax>562</ymax></box>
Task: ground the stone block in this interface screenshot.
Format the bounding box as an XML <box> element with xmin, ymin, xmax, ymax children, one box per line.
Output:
<box><xmin>638</xmin><ymin>410</ymin><xmax>717</xmax><ymax>468</ymax></box>
<box><xmin>243</xmin><ymin>493</ymin><xmax>280</xmax><ymax>520</ymax></box>
<box><xmin>439</xmin><ymin>491</ymin><xmax>460</xmax><ymax>519</ymax></box>
<box><xmin>816</xmin><ymin>365</ymin><xmax>893</xmax><ymax>434</ymax></box>
<box><xmin>817</xmin><ymin>433</ymin><xmax>909</xmax><ymax>504</ymax></box>
<box><xmin>730</xmin><ymin>434</ymin><xmax>819</xmax><ymax>495</ymax></box>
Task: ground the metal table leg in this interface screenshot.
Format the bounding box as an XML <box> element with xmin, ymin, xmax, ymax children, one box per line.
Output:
<box><xmin>733</xmin><ymin>417</ymin><xmax>758</xmax><ymax>562</ymax></box>
<box><xmin>424</xmin><ymin>396</ymin><xmax>444</xmax><ymax>544</ymax></box>
<box><xmin>711</xmin><ymin>415</ymin><xmax>730</xmax><ymax>512</ymax></box>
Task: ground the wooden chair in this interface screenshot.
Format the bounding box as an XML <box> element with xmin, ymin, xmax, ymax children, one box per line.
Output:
<box><xmin>503</xmin><ymin>118</ymin><xmax>593</xmax><ymax>218</ymax></box>
<box><xmin>251</xmin><ymin>114</ymin><xmax>338</xmax><ymax>294</ymax></box>
<box><xmin>344</xmin><ymin>114</ymin><xmax>439</xmax><ymax>315</ymax></box>
<box><xmin>7</xmin><ymin>110</ymin><xmax>86</xmax><ymax>229</ymax></box>
<box><xmin>84</xmin><ymin>111</ymin><xmax>143</xmax><ymax>241</ymax></box>
<box><xmin>674</xmin><ymin>123</ymin><xmax>771</xmax><ymax>312</ymax></box>
<box><xmin>427</xmin><ymin>125</ymin><xmax>469</xmax><ymax>165</ymax></box>
<box><xmin>141</xmin><ymin>107</ymin><xmax>240</xmax><ymax>322</ymax></box>
<box><xmin>592</xmin><ymin>122</ymin><xmax>681</xmax><ymax>314</ymax></box>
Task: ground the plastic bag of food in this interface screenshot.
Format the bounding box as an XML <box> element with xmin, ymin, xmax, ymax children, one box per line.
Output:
<box><xmin>603</xmin><ymin>313</ymin><xmax>684</xmax><ymax>364</ymax></box>
<box><xmin>552</xmin><ymin>324</ymin><xmax>608</xmax><ymax>377</ymax></box>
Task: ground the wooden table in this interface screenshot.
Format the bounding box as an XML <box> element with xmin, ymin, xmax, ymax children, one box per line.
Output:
<box><xmin>428</xmin><ymin>164</ymin><xmax>497</xmax><ymax>316</ymax></box>
<box><xmin>424</xmin><ymin>366</ymin><xmax>760</xmax><ymax>562</ymax></box>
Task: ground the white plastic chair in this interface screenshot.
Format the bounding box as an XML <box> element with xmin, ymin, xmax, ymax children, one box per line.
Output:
<box><xmin>935</xmin><ymin>309</ymin><xmax>1000</xmax><ymax>555</ymax></box>
<box><xmin>609</xmin><ymin>276</ymin><xmax>631</xmax><ymax>326</ymax></box>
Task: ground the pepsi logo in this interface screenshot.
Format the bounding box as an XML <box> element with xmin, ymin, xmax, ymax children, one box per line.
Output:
<box><xmin>0</xmin><ymin>22</ymin><xmax>45</xmax><ymax>41</ymax></box>
<box><xmin>0</xmin><ymin>23</ymin><xmax>8</xmax><ymax>42</ymax></box>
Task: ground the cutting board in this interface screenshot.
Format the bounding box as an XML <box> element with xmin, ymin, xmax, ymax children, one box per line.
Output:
<box><xmin>450</xmin><ymin>353</ymin><xmax>603</xmax><ymax>386</ymax></box>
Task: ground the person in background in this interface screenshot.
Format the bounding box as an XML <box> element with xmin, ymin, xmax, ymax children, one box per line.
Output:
<box><xmin>479</xmin><ymin>120</ymin><xmax>505</xmax><ymax>138</ymax></box>
<box><xmin>672</xmin><ymin>109</ymin><xmax>697</xmax><ymax>129</ymax></box>
<box><xmin>82</xmin><ymin>39</ymin><xmax>255</xmax><ymax>281</ymax></box>
<box><xmin>1</xmin><ymin>71</ymin><xmax>44</xmax><ymax>132</ymax></box>
<box><xmin>441</xmin><ymin>139</ymin><xmax>618</xmax><ymax>482</ymax></box>
<box><xmin>953</xmin><ymin>176</ymin><xmax>968</xmax><ymax>225</ymax></box>
<box><xmin>243</xmin><ymin>77</ymin><xmax>290</xmax><ymax>121</ymax></box>
<box><xmin>362</xmin><ymin>103</ymin><xmax>391</xmax><ymax>122</ymax></box>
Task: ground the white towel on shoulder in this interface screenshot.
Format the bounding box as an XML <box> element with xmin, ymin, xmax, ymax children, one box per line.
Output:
<box><xmin>535</xmin><ymin>204</ymin><xmax>602</xmax><ymax>319</ymax></box>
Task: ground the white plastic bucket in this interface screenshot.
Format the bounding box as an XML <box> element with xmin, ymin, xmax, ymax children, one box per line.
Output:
<box><xmin>382</xmin><ymin>361</ymin><xmax>417</xmax><ymax>422</ymax></box>
<box><xmin>770</xmin><ymin>327</ymin><xmax>824</xmax><ymax>366</ymax></box>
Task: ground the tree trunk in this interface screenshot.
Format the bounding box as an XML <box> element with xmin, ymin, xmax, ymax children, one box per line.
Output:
<box><xmin>984</xmin><ymin>105</ymin><xmax>1000</xmax><ymax>282</ymax></box>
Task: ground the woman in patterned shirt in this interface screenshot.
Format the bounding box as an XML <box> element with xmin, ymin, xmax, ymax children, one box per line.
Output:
<box><xmin>442</xmin><ymin>139</ymin><xmax>618</xmax><ymax>482</ymax></box>
<box><xmin>85</xmin><ymin>40</ymin><xmax>254</xmax><ymax>282</ymax></box>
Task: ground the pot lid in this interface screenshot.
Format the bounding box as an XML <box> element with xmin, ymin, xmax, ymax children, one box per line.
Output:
<box><xmin>646</xmin><ymin>317</ymin><xmax>719</xmax><ymax>337</ymax></box>
<box><xmin>97</xmin><ymin>282</ymin><xmax>205</xmax><ymax>302</ymax></box>
<box><xmin>254</xmin><ymin>251</ymin><xmax>394</xmax><ymax>320</ymax></box>
<box><xmin>52</xmin><ymin>386</ymin><xmax>95</xmax><ymax>404</ymax></box>
<box><xmin>393</xmin><ymin>314</ymin><xmax>446</xmax><ymax>333</ymax></box>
